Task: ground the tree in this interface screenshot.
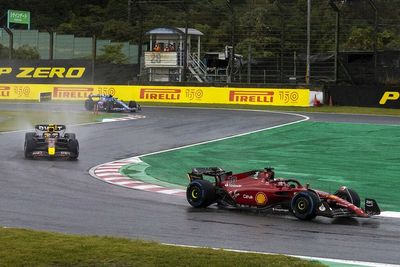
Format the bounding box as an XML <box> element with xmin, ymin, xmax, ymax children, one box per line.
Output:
<box><xmin>0</xmin><ymin>44</ymin><xmax>40</xmax><ymax>59</ymax></box>
<box><xmin>0</xmin><ymin>44</ymin><xmax>9</xmax><ymax>59</ymax></box>
<box><xmin>378</xmin><ymin>30</ymin><xmax>400</xmax><ymax>49</ymax></box>
<box><xmin>14</xmin><ymin>45</ymin><xmax>40</xmax><ymax>59</ymax></box>
<box><xmin>235</xmin><ymin>5</ymin><xmax>281</xmax><ymax>58</ymax></box>
<box><xmin>101</xmin><ymin>20</ymin><xmax>135</xmax><ymax>42</ymax></box>
<box><xmin>344</xmin><ymin>26</ymin><xmax>374</xmax><ymax>50</ymax></box>
<box><xmin>97</xmin><ymin>43</ymin><xmax>127</xmax><ymax>63</ymax></box>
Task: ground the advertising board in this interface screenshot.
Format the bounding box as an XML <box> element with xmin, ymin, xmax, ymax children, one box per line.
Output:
<box><xmin>0</xmin><ymin>83</ymin><xmax>310</xmax><ymax>107</ymax></box>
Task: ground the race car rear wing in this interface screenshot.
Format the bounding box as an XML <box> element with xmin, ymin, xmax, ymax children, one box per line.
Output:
<box><xmin>188</xmin><ymin>167</ymin><xmax>232</xmax><ymax>182</ymax></box>
<box><xmin>88</xmin><ymin>94</ymin><xmax>113</xmax><ymax>100</ymax></box>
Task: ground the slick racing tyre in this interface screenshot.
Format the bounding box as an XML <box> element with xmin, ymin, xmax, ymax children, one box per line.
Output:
<box><xmin>128</xmin><ymin>101</ymin><xmax>138</xmax><ymax>109</ymax></box>
<box><xmin>291</xmin><ymin>191</ymin><xmax>320</xmax><ymax>220</ymax></box>
<box><xmin>64</xmin><ymin>133</ymin><xmax>76</xmax><ymax>140</ymax></box>
<box><xmin>68</xmin><ymin>139</ymin><xmax>79</xmax><ymax>160</ymax></box>
<box><xmin>187</xmin><ymin>180</ymin><xmax>216</xmax><ymax>208</ymax></box>
<box><xmin>85</xmin><ymin>99</ymin><xmax>94</xmax><ymax>111</ymax></box>
<box><xmin>24</xmin><ymin>132</ymin><xmax>36</xmax><ymax>159</ymax></box>
<box><xmin>334</xmin><ymin>187</ymin><xmax>360</xmax><ymax>207</ymax></box>
<box><xmin>105</xmin><ymin>102</ymin><xmax>113</xmax><ymax>112</ymax></box>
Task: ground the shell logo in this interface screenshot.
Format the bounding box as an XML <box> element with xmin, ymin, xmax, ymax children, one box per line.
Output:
<box><xmin>255</xmin><ymin>192</ymin><xmax>267</xmax><ymax>205</ymax></box>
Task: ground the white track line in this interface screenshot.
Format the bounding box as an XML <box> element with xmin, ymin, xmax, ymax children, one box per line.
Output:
<box><xmin>162</xmin><ymin>243</ymin><xmax>399</xmax><ymax>267</ymax></box>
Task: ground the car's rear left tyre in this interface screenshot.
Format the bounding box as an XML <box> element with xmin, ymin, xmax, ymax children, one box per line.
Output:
<box><xmin>68</xmin><ymin>139</ymin><xmax>79</xmax><ymax>160</ymax></box>
<box><xmin>24</xmin><ymin>132</ymin><xmax>36</xmax><ymax>159</ymax></box>
<box><xmin>187</xmin><ymin>180</ymin><xmax>216</xmax><ymax>208</ymax></box>
<box><xmin>291</xmin><ymin>191</ymin><xmax>320</xmax><ymax>220</ymax></box>
<box><xmin>105</xmin><ymin>102</ymin><xmax>113</xmax><ymax>112</ymax></box>
<box><xmin>334</xmin><ymin>187</ymin><xmax>360</xmax><ymax>207</ymax></box>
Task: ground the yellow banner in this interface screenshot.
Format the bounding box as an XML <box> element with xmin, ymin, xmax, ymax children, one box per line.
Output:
<box><xmin>0</xmin><ymin>84</ymin><xmax>310</xmax><ymax>107</ymax></box>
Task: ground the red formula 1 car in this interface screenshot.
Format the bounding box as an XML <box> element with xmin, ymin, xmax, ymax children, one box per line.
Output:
<box><xmin>186</xmin><ymin>167</ymin><xmax>380</xmax><ymax>220</ymax></box>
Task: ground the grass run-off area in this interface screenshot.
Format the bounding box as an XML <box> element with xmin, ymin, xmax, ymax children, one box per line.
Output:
<box><xmin>0</xmin><ymin>109</ymin><xmax>121</xmax><ymax>132</ymax></box>
<box><xmin>134</xmin><ymin>121</ymin><xmax>400</xmax><ymax>211</ymax></box>
<box><xmin>0</xmin><ymin>227</ymin><xmax>324</xmax><ymax>267</ymax></box>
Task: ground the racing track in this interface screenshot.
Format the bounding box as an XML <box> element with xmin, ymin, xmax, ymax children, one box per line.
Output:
<box><xmin>0</xmin><ymin>103</ymin><xmax>400</xmax><ymax>265</ymax></box>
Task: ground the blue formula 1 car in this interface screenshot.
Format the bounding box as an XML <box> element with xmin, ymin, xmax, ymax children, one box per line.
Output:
<box><xmin>84</xmin><ymin>94</ymin><xmax>141</xmax><ymax>112</ymax></box>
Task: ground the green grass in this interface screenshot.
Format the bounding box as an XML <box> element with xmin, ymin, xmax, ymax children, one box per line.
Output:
<box><xmin>0</xmin><ymin>110</ymin><xmax>121</xmax><ymax>132</ymax></box>
<box><xmin>0</xmin><ymin>227</ymin><xmax>324</xmax><ymax>267</ymax></box>
<box><xmin>142</xmin><ymin>102</ymin><xmax>400</xmax><ymax>116</ymax></box>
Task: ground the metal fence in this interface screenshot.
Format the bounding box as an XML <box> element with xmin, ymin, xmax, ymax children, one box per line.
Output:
<box><xmin>0</xmin><ymin>29</ymin><xmax>139</xmax><ymax>63</ymax></box>
<box><xmin>133</xmin><ymin>0</ymin><xmax>400</xmax><ymax>85</ymax></box>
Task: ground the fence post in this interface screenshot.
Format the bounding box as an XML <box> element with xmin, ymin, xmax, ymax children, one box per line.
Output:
<box><xmin>329</xmin><ymin>0</ymin><xmax>340</xmax><ymax>83</ymax></box>
<box><xmin>367</xmin><ymin>0</ymin><xmax>378</xmax><ymax>82</ymax></box>
<box><xmin>277</xmin><ymin>1</ymin><xmax>285</xmax><ymax>83</ymax></box>
<box><xmin>247</xmin><ymin>44</ymin><xmax>251</xmax><ymax>84</ymax></box>
<box><xmin>92</xmin><ymin>34</ymin><xmax>97</xmax><ymax>84</ymax></box>
<box><xmin>306</xmin><ymin>0</ymin><xmax>311</xmax><ymax>84</ymax></box>
<box><xmin>4</xmin><ymin>28</ymin><xmax>13</xmax><ymax>59</ymax></box>
<box><xmin>48</xmin><ymin>31</ymin><xmax>54</xmax><ymax>60</ymax></box>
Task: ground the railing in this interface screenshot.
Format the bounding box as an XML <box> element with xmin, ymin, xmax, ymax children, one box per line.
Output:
<box><xmin>188</xmin><ymin>53</ymin><xmax>207</xmax><ymax>82</ymax></box>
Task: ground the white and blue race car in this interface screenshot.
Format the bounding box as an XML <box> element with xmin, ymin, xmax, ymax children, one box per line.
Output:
<box><xmin>84</xmin><ymin>94</ymin><xmax>141</xmax><ymax>112</ymax></box>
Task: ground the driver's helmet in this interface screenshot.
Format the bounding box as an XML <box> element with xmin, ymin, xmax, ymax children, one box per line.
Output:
<box><xmin>47</xmin><ymin>124</ymin><xmax>56</xmax><ymax>132</ymax></box>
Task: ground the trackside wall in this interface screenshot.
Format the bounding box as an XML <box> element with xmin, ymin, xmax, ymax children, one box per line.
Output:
<box><xmin>325</xmin><ymin>84</ymin><xmax>400</xmax><ymax>109</ymax></box>
<box><xmin>0</xmin><ymin>84</ymin><xmax>311</xmax><ymax>107</ymax></box>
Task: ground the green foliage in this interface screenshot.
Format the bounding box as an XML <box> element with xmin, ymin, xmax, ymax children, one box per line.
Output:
<box><xmin>0</xmin><ymin>44</ymin><xmax>40</xmax><ymax>59</ymax></box>
<box><xmin>235</xmin><ymin>5</ymin><xmax>281</xmax><ymax>58</ymax></box>
<box><xmin>378</xmin><ymin>30</ymin><xmax>400</xmax><ymax>49</ymax></box>
<box><xmin>344</xmin><ymin>26</ymin><xmax>374</xmax><ymax>50</ymax></box>
<box><xmin>101</xmin><ymin>19</ymin><xmax>136</xmax><ymax>41</ymax></box>
<box><xmin>56</xmin><ymin>4</ymin><xmax>106</xmax><ymax>36</ymax></box>
<box><xmin>14</xmin><ymin>45</ymin><xmax>40</xmax><ymax>59</ymax></box>
<box><xmin>97</xmin><ymin>43</ymin><xmax>128</xmax><ymax>64</ymax></box>
<box><xmin>0</xmin><ymin>44</ymin><xmax>8</xmax><ymax>58</ymax></box>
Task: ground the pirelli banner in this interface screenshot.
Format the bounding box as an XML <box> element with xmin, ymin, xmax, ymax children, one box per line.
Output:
<box><xmin>0</xmin><ymin>84</ymin><xmax>310</xmax><ymax>107</ymax></box>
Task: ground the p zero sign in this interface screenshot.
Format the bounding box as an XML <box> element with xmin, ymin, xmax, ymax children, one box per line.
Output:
<box><xmin>379</xmin><ymin>91</ymin><xmax>400</xmax><ymax>105</ymax></box>
<box><xmin>0</xmin><ymin>60</ymin><xmax>92</xmax><ymax>84</ymax></box>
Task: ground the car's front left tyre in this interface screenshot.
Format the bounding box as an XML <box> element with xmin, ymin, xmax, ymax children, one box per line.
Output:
<box><xmin>291</xmin><ymin>191</ymin><xmax>320</xmax><ymax>220</ymax></box>
<box><xmin>84</xmin><ymin>99</ymin><xmax>94</xmax><ymax>111</ymax></box>
<box><xmin>68</xmin><ymin>139</ymin><xmax>79</xmax><ymax>160</ymax></box>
